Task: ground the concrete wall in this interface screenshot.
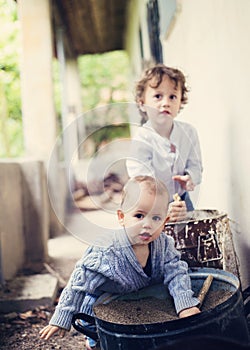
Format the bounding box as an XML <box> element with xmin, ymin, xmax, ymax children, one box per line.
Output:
<box><xmin>19</xmin><ymin>160</ymin><xmax>49</xmax><ymax>270</ymax></box>
<box><xmin>0</xmin><ymin>160</ymin><xmax>49</xmax><ymax>281</ymax></box>
<box><xmin>126</xmin><ymin>0</ymin><xmax>250</xmax><ymax>288</ymax></box>
<box><xmin>0</xmin><ymin>162</ymin><xmax>24</xmax><ymax>282</ymax></box>
<box><xmin>160</xmin><ymin>0</ymin><xmax>250</xmax><ymax>289</ymax></box>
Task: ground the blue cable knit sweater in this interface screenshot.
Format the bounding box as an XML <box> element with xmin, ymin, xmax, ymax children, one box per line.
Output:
<box><xmin>49</xmin><ymin>229</ymin><xmax>199</xmax><ymax>330</ymax></box>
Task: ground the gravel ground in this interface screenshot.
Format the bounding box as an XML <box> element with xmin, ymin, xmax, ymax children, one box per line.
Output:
<box><xmin>0</xmin><ymin>303</ymin><xmax>87</xmax><ymax>350</ymax></box>
<box><xmin>0</xmin><ymin>230</ymin><xmax>88</xmax><ymax>350</ymax></box>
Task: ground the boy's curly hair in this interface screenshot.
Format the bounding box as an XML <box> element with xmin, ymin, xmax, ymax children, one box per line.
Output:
<box><xmin>135</xmin><ymin>64</ymin><xmax>189</xmax><ymax>124</ymax></box>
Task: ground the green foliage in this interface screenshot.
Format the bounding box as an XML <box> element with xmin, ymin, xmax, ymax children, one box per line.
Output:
<box><xmin>0</xmin><ymin>0</ymin><xmax>23</xmax><ymax>157</ymax></box>
<box><xmin>77</xmin><ymin>51</ymin><xmax>131</xmax><ymax>152</ymax></box>
<box><xmin>78</xmin><ymin>51</ymin><xmax>131</xmax><ymax>122</ymax></box>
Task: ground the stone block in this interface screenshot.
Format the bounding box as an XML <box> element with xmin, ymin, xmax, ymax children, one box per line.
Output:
<box><xmin>0</xmin><ymin>274</ymin><xmax>58</xmax><ymax>313</ymax></box>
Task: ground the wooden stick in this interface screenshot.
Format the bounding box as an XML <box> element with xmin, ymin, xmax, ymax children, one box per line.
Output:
<box><xmin>173</xmin><ymin>193</ymin><xmax>181</xmax><ymax>202</ymax></box>
<box><xmin>197</xmin><ymin>274</ymin><xmax>214</xmax><ymax>307</ymax></box>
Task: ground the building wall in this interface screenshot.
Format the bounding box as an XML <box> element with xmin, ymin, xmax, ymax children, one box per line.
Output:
<box><xmin>0</xmin><ymin>160</ymin><xmax>49</xmax><ymax>281</ymax></box>
<box><xmin>126</xmin><ymin>0</ymin><xmax>250</xmax><ymax>288</ymax></box>
<box><xmin>0</xmin><ymin>162</ymin><xmax>24</xmax><ymax>282</ymax></box>
<box><xmin>161</xmin><ymin>0</ymin><xmax>250</xmax><ymax>288</ymax></box>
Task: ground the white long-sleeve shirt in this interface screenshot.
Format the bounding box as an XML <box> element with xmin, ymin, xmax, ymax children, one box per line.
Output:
<box><xmin>126</xmin><ymin>120</ymin><xmax>203</xmax><ymax>200</ymax></box>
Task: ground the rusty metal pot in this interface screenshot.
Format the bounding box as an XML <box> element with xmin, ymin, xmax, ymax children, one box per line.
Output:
<box><xmin>165</xmin><ymin>209</ymin><xmax>230</xmax><ymax>268</ymax></box>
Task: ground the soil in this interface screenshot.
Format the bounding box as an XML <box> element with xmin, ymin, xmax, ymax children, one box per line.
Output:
<box><xmin>94</xmin><ymin>297</ymin><xmax>177</xmax><ymax>324</ymax></box>
<box><xmin>0</xmin><ymin>293</ymin><xmax>87</xmax><ymax>350</ymax></box>
<box><xmin>94</xmin><ymin>290</ymin><xmax>233</xmax><ymax>325</ymax></box>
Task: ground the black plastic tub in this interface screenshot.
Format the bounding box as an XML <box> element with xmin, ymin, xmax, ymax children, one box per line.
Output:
<box><xmin>72</xmin><ymin>268</ymin><xmax>250</xmax><ymax>350</ymax></box>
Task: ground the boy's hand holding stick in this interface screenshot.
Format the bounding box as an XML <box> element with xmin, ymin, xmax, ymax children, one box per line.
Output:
<box><xmin>173</xmin><ymin>193</ymin><xmax>181</xmax><ymax>202</ymax></box>
<box><xmin>168</xmin><ymin>193</ymin><xmax>187</xmax><ymax>222</ymax></box>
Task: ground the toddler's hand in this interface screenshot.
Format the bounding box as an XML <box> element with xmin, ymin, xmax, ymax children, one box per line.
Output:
<box><xmin>179</xmin><ymin>306</ymin><xmax>200</xmax><ymax>318</ymax></box>
<box><xmin>168</xmin><ymin>200</ymin><xmax>187</xmax><ymax>222</ymax></box>
<box><xmin>172</xmin><ymin>174</ymin><xmax>195</xmax><ymax>191</ymax></box>
<box><xmin>39</xmin><ymin>324</ymin><xmax>66</xmax><ymax>340</ymax></box>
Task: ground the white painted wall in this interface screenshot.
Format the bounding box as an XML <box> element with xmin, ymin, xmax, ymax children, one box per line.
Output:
<box><xmin>127</xmin><ymin>0</ymin><xmax>250</xmax><ymax>288</ymax></box>
<box><xmin>161</xmin><ymin>0</ymin><xmax>250</xmax><ymax>288</ymax></box>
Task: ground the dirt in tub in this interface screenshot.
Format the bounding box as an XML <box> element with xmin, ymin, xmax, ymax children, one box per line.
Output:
<box><xmin>94</xmin><ymin>290</ymin><xmax>233</xmax><ymax>324</ymax></box>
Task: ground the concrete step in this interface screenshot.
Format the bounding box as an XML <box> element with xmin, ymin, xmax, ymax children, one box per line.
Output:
<box><xmin>0</xmin><ymin>273</ymin><xmax>58</xmax><ymax>313</ymax></box>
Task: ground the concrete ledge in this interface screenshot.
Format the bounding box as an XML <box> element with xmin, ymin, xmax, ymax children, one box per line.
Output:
<box><xmin>0</xmin><ymin>161</ymin><xmax>24</xmax><ymax>281</ymax></box>
<box><xmin>0</xmin><ymin>274</ymin><xmax>58</xmax><ymax>314</ymax></box>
